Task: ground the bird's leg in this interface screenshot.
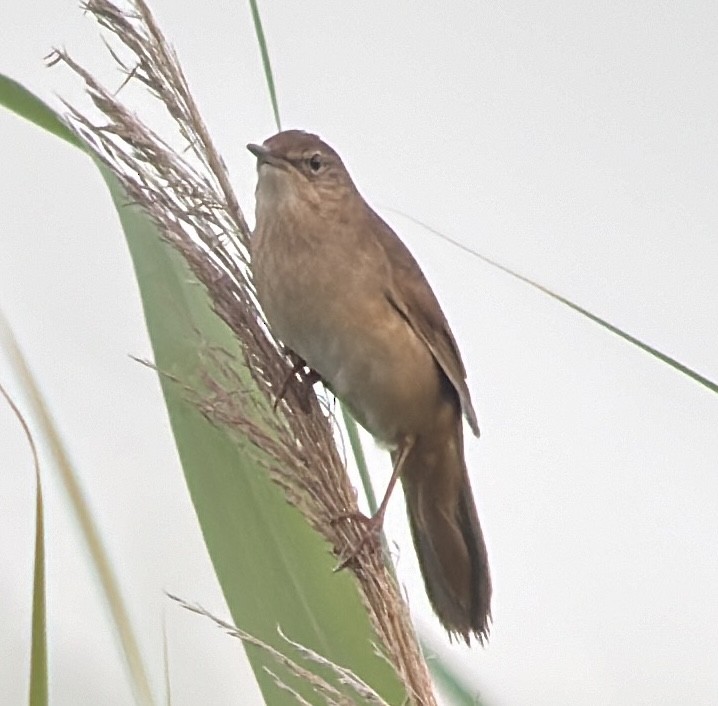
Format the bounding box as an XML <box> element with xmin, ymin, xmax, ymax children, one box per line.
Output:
<box><xmin>333</xmin><ymin>437</ymin><xmax>415</xmax><ymax>569</ymax></box>
<box><xmin>273</xmin><ymin>350</ymin><xmax>321</xmax><ymax>411</ymax></box>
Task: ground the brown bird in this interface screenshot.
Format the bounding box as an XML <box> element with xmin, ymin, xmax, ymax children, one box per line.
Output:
<box><xmin>248</xmin><ymin>130</ymin><xmax>491</xmax><ymax>643</ymax></box>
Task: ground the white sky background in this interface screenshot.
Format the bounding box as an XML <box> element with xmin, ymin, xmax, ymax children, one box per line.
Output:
<box><xmin>1</xmin><ymin>1</ymin><xmax>717</xmax><ymax>705</ymax></box>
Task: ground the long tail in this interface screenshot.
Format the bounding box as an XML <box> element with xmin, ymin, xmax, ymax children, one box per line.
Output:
<box><xmin>399</xmin><ymin>419</ymin><xmax>492</xmax><ymax>644</ymax></box>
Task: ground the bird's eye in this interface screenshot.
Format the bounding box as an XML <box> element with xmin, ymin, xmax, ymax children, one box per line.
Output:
<box><xmin>308</xmin><ymin>153</ymin><xmax>323</xmax><ymax>172</ymax></box>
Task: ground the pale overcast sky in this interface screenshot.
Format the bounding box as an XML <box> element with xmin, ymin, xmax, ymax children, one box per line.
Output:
<box><xmin>1</xmin><ymin>2</ymin><xmax>717</xmax><ymax>705</ymax></box>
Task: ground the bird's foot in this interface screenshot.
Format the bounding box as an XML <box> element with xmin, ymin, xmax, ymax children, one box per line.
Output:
<box><xmin>331</xmin><ymin>510</ymin><xmax>385</xmax><ymax>570</ymax></box>
<box><xmin>273</xmin><ymin>351</ymin><xmax>321</xmax><ymax>412</ymax></box>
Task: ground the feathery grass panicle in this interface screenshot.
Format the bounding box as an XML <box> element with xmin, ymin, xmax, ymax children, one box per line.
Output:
<box><xmin>51</xmin><ymin>0</ymin><xmax>436</xmax><ymax>702</ymax></box>
<box><xmin>168</xmin><ymin>594</ymin><xmax>390</xmax><ymax>706</ymax></box>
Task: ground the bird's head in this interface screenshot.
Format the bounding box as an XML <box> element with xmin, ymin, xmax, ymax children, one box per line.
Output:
<box><xmin>248</xmin><ymin>130</ymin><xmax>357</xmax><ymax>216</ymax></box>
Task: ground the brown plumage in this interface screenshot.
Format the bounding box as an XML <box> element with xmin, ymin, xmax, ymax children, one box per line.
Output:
<box><xmin>248</xmin><ymin>130</ymin><xmax>492</xmax><ymax>642</ymax></box>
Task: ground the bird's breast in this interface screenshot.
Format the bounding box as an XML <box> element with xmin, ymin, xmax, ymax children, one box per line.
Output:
<box><xmin>251</xmin><ymin>216</ymin><xmax>447</xmax><ymax>445</ymax></box>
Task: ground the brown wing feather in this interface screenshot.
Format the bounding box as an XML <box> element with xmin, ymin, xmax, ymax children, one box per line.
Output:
<box><xmin>368</xmin><ymin>209</ymin><xmax>480</xmax><ymax>436</ymax></box>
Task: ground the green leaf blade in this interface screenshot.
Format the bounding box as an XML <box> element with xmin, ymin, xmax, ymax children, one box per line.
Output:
<box><xmin>1</xmin><ymin>74</ymin><xmax>405</xmax><ymax>704</ymax></box>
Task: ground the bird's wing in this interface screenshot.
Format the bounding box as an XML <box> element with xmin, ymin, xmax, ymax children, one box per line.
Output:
<box><xmin>369</xmin><ymin>210</ymin><xmax>480</xmax><ymax>436</ymax></box>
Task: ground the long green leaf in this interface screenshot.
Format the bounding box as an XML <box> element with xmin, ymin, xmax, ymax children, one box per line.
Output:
<box><xmin>0</xmin><ymin>314</ymin><xmax>155</xmax><ymax>706</ymax></box>
<box><xmin>394</xmin><ymin>211</ymin><xmax>718</xmax><ymax>396</ymax></box>
<box><xmin>103</xmin><ymin>173</ymin><xmax>402</xmax><ymax>704</ymax></box>
<box><xmin>1</xmin><ymin>76</ymin><xmax>405</xmax><ymax>704</ymax></box>
<box><xmin>0</xmin><ymin>74</ymin><xmax>81</xmax><ymax>148</ymax></box>
<box><xmin>0</xmin><ymin>382</ymin><xmax>48</xmax><ymax>706</ymax></box>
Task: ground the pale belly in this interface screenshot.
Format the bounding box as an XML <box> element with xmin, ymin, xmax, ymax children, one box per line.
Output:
<box><xmin>252</xmin><ymin>237</ymin><xmax>444</xmax><ymax>446</ymax></box>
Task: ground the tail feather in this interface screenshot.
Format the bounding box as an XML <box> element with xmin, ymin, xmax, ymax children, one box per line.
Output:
<box><xmin>400</xmin><ymin>422</ymin><xmax>492</xmax><ymax>643</ymax></box>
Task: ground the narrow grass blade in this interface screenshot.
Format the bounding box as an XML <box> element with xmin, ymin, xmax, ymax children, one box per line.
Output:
<box><xmin>161</xmin><ymin>613</ymin><xmax>171</xmax><ymax>706</ymax></box>
<box><xmin>248</xmin><ymin>0</ymin><xmax>281</xmax><ymax>131</ymax></box>
<box><xmin>341</xmin><ymin>406</ymin><xmax>379</xmax><ymax>515</ymax></box>
<box><xmin>421</xmin><ymin>639</ymin><xmax>486</xmax><ymax>706</ymax></box>
<box><xmin>29</xmin><ymin>458</ymin><xmax>47</xmax><ymax>706</ymax></box>
<box><xmin>0</xmin><ymin>382</ymin><xmax>48</xmax><ymax>706</ymax></box>
<box><xmin>395</xmin><ymin>211</ymin><xmax>718</xmax><ymax>395</ymax></box>
<box><xmin>0</xmin><ymin>313</ymin><xmax>156</xmax><ymax>706</ymax></box>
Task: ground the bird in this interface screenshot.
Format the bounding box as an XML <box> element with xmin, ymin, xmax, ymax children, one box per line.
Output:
<box><xmin>248</xmin><ymin>130</ymin><xmax>491</xmax><ymax>643</ymax></box>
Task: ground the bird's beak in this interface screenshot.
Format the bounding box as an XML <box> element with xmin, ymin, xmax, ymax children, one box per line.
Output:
<box><xmin>247</xmin><ymin>143</ymin><xmax>269</xmax><ymax>160</ymax></box>
<box><xmin>247</xmin><ymin>143</ymin><xmax>287</xmax><ymax>170</ymax></box>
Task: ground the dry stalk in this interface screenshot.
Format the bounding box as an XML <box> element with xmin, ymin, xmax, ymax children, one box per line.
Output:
<box><xmin>52</xmin><ymin>1</ymin><xmax>437</xmax><ymax>704</ymax></box>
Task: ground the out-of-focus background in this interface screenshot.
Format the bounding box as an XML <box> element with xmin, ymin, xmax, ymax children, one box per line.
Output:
<box><xmin>1</xmin><ymin>2</ymin><xmax>717</xmax><ymax>705</ymax></box>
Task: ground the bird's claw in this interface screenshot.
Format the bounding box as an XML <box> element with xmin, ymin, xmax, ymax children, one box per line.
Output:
<box><xmin>331</xmin><ymin>510</ymin><xmax>384</xmax><ymax>571</ymax></box>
